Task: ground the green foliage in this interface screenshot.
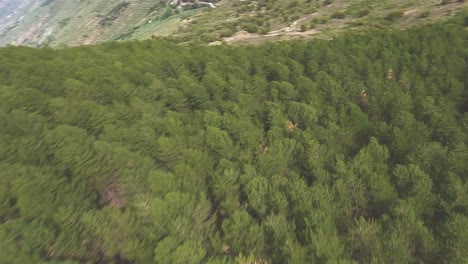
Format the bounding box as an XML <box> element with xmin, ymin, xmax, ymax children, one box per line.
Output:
<box><xmin>443</xmin><ymin>214</ymin><xmax>468</xmax><ymax>263</ymax></box>
<box><xmin>0</xmin><ymin>16</ymin><xmax>467</xmax><ymax>263</ymax></box>
<box><xmin>154</xmin><ymin>236</ymin><xmax>206</xmax><ymax>264</ymax></box>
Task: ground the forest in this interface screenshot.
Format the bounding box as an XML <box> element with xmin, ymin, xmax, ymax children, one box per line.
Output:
<box><xmin>0</xmin><ymin>13</ymin><xmax>467</xmax><ymax>264</ymax></box>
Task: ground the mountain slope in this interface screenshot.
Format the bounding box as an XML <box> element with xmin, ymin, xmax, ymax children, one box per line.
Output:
<box><xmin>0</xmin><ymin>0</ymin><xmax>185</xmax><ymax>46</ymax></box>
<box><xmin>0</xmin><ymin>0</ymin><xmax>467</xmax><ymax>46</ymax></box>
<box><xmin>0</xmin><ymin>16</ymin><xmax>467</xmax><ymax>263</ymax></box>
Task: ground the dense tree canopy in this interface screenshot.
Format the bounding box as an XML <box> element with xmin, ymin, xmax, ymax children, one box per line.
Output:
<box><xmin>0</xmin><ymin>14</ymin><xmax>467</xmax><ymax>263</ymax></box>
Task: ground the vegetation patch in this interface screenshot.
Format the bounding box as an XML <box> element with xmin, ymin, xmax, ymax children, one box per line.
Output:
<box><xmin>0</xmin><ymin>15</ymin><xmax>466</xmax><ymax>263</ymax></box>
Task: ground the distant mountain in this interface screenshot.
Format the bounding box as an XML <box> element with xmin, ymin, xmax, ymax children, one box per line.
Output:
<box><xmin>0</xmin><ymin>0</ymin><xmax>466</xmax><ymax>47</ymax></box>
<box><xmin>0</xmin><ymin>0</ymin><xmax>204</xmax><ymax>46</ymax></box>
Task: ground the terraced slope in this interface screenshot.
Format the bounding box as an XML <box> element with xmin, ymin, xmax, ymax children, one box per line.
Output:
<box><xmin>0</xmin><ymin>0</ymin><xmax>466</xmax><ymax>46</ymax></box>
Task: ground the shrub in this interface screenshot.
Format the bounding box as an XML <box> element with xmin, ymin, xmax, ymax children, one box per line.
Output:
<box><xmin>219</xmin><ymin>29</ymin><xmax>236</xmax><ymax>38</ymax></box>
<box><xmin>288</xmin><ymin>0</ymin><xmax>299</xmax><ymax>8</ymax></box>
<box><xmin>199</xmin><ymin>33</ymin><xmax>217</xmax><ymax>42</ymax></box>
<box><xmin>357</xmin><ymin>9</ymin><xmax>370</xmax><ymax>17</ymax></box>
<box><xmin>313</xmin><ymin>18</ymin><xmax>328</xmax><ymax>24</ymax></box>
<box><xmin>420</xmin><ymin>11</ymin><xmax>431</xmax><ymax>18</ymax></box>
<box><xmin>244</xmin><ymin>24</ymin><xmax>258</xmax><ymax>33</ymax></box>
<box><xmin>305</xmin><ymin>7</ymin><xmax>317</xmax><ymax>14</ymax></box>
<box><xmin>331</xmin><ymin>12</ymin><xmax>346</xmax><ymax>19</ymax></box>
<box><xmin>385</xmin><ymin>11</ymin><xmax>404</xmax><ymax>21</ymax></box>
<box><xmin>290</xmin><ymin>15</ymin><xmax>300</xmax><ymax>21</ymax></box>
<box><xmin>258</xmin><ymin>26</ymin><xmax>270</xmax><ymax>34</ymax></box>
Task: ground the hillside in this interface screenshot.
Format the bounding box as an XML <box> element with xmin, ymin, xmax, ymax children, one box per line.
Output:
<box><xmin>0</xmin><ymin>15</ymin><xmax>467</xmax><ymax>263</ymax></box>
<box><xmin>0</xmin><ymin>0</ymin><xmax>466</xmax><ymax>46</ymax></box>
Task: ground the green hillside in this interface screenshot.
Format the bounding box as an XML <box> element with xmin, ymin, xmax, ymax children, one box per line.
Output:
<box><xmin>0</xmin><ymin>0</ymin><xmax>466</xmax><ymax>46</ymax></box>
<box><xmin>0</xmin><ymin>14</ymin><xmax>467</xmax><ymax>263</ymax></box>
